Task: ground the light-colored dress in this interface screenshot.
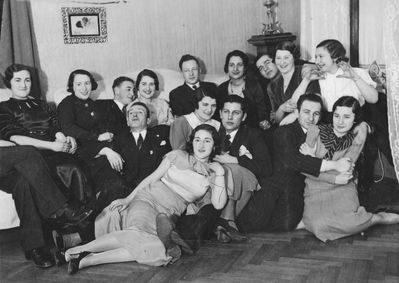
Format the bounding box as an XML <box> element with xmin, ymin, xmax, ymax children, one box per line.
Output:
<box><xmin>94</xmin><ymin>150</ymin><xmax>218</xmax><ymax>266</ymax></box>
<box><xmin>134</xmin><ymin>97</ymin><xmax>174</xmax><ymax>128</ymax></box>
<box><xmin>302</xmin><ymin>127</ymin><xmax>372</xmax><ymax>242</ymax></box>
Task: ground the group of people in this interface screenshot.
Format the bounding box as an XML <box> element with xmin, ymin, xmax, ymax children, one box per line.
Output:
<box><xmin>1</xmin><ymin>38</ymin><xmax>398</xmax><ymax>274</ymax></box>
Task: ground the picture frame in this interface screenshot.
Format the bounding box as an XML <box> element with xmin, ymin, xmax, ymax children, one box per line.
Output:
<box><xmin>62</xmin><ymin>7</ymin><xmax>107</xmax><ymax>44</ymax></box>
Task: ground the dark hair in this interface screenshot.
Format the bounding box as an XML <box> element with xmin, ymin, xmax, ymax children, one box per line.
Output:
<box><xmin>223</xmin><ymin>50</ymin><xmax>249</xmax><ymax>74</ymax></box>
<box><xmin>186</xmin><ymin>124</ymin><xmax>221</xmax><ymax>161</ymax></box>
<box><xmin>275</xmin><ymin>41</ymin><xmax>300</xmax><ymax>60</ymax></box>
<box><xmin>112</xmin><ymin>76</ymin><xmax>135</xmax><ymax>91</ymax></box>
<box><xmin>297</xmin><ymin>93</ymin><xmax>323</xmax><ymax>111</ymax></box>
<box><xmin>178</xmin><ymin>54</ymin><xmax>200</xmax><ymax>70</ymax></box>
<box><xmin>222</xmin><ymin>95</ymin><xmax>248</xmax><ymax>114</ymax></box>
<box><xmin>4</xmin><ymin>64</ymin><xmax>31</xmax><ymax>89</ymax></box>
<box><xmin>67</xmin><ymin>69</ymin><xmax>98</xmax><ymax>93</ymax></box>
<box><xmin>332</xmin><ymin>96</ymin><xmax>362</xmax><ymax>124</ymax></box>
<box><xmin>255</xmin><ymin>52</ymin><xmax>275</xmax><ymax>65</ymax></box>
<box><xmin>125</xmin><ymin>101</ymin><xmax>151</xmax><ymax>118</ymax></box>
<box><xmin>316</xmin><ymin>39</ymin><xmax>348</xmax><ymax>63</ymax></box>
<box><xmin>136</xmin><ymin>69</ymin><xmax>159</xmax><ymax>91</ymax></box>
<box><xmin>193</xmin><ymin>87</ymin><xmax>217</xmax><ymax>109</ymax></box>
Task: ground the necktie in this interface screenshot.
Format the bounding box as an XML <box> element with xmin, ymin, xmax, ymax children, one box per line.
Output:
<box><xmin>137</xmin><ymin>134</ymin><xmax>144</xmax><ymax>150</ymax></box>
<box><xmin>224</xmin><ymin>134</ymin><xmax>231</xmax><ymax>152</ymax></box>
<box><xmin>192</xmin><ymin>85</ymin><xmax>197</xmax><ymax>91</ymax></box>
<box><xmin>122</xmin><ymin>105</ymin><xmax>127</xmax><ymax>115</ymax></box>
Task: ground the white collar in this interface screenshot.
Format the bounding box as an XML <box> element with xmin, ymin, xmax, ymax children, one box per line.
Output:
<box><xmin>186</xmin><ymin>82</ymin><xmax>200</xmax><ymax>90</ymax></box>
<box><xmin>226</xmin><ymin>129</ymin><xmax>239</xmax><ymax>142</ymax></box>
<box><xmin>114</xmin><ymin>99</ymin><xmax>124</xmax><ymax>111</ymax></box>
<box><xmin>131</xmin><ymin>129</ymin><xmax>147</xmax><ymax>142</ymax></box>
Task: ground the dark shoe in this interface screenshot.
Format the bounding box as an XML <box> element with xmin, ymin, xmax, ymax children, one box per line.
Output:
<box><xmin>171</xmin><ymin>230</ymin><xmax>194</xmax><ymax>255</ymax></box>
<box><xmin>52</xmin><ymin>230</ymin><xmax>65</xmax><ymax>251</ymax></box>
<box><xmin>68</xmin><ymin>252</ymin><xmax>89</xmax><ymax>275</ymax></box>
<box><xmin>49</xmin><ymin>206</ymin><xmax>93</xmax><ymax>228</ymax></box>
<box><xmin>217</xmin><ymin>218</ymin><xmax>247</xmax><ymax>242</ymax></box>
<box><xmin>25</xmin><ymin>247</ymin><xmax>55</xmax><ymax>268</ymax></box>
<box><xmin>215</xmin><ymin>226</ymin><xmax>232</xmax><ymax>243</ymax></box>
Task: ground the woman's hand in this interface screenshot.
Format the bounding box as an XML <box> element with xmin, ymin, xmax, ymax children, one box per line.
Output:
<box><xmin>334</xmin><ymin>157</ymin><xmax>354</xmax><ymax>173</ymax></box>
<box><xmin>302</xmin><ymin>65</ymin><xmax>325</xmax><ymax>81</ymax></box>
<box><xmin>109</xmin><ymin>198</ymin><xmax>130</xmax><ymax>212</ymax></box>
<box><xmin>104</xmin><ymin>148</ymin><xmax>124</xmax><ymax>172</ymax></box>
<box><xmin>279</xmin><ymin>99</ymin><xmax>296</xmax><ymax>114</ymax></box>
<box><xmin>98</xmin><ymin>132</ymin><xmax>114</xmax><ymax>142</ymax></box>
<box><xmin>259</xmin><ymin>119</ymin><xmax>271</xmax><ymax>130</ymax></box>
<box><xmin>52</xmin><ymin>141</ymin><xmax>72</xmax><ymax>153</ymax></box>
<box><xmin>299</xmin><ymin>143</ymin><xmax>316</xmax><ymax>157</ymax></box>
<box><xmin>55</xmin><ymin>132</ymin><xmax>67</xmax><ymax>143</ymax></box>
<box><xmin>208</xmin><ymin>162</ymin><xmax>224</xmax><ymax>176</ymax></box>
<box><xmin>66</xmin><ymin>136</ymin><xmax>77</xmax><ymax>154</ymax></box>
<box><xmin>335</xmin><ymin>172</ymin><xmax>353</xmax><ymax>185</ymax></box>
<box><xmin>336</xmin><ymin>61</ymin><xmax>361</xmax><ymax>81</ymax></box>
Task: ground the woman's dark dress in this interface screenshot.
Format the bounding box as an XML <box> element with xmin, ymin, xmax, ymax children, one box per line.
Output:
<box><xmin>0</xmin><ymin>98</ymin><xmax>93</xmax><ymax>204</ymax></box>
<box><xmin>57</xmin><ymin>95</ymin><xmax>129</xmax><ymax>212</ymax></box>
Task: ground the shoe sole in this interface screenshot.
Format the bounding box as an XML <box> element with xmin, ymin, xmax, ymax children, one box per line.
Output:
<box><xmin>170</xmin><ymin>231</ymin><xmax>194</xmax><ymax>254</ymax></box>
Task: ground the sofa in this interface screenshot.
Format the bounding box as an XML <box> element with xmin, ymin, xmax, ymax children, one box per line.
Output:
<box><xmin>0</xmin><ymin>68</ymin><xmax>228</xmax><ymax>230</ymax></box>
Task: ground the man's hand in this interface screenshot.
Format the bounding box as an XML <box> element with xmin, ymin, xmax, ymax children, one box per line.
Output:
<box><xmin>335</xmin><ymin>172</ymin><xmax>353</xmax><ymax>185</ymax></box>
<box><xmin>335</xmin><ymin>157</ymin><xmax>353</xmax><ymax>173</ymax></box>
<box><xmin>214</xmin><ymin>153</ymin><xmax>238</xmax><ymax>164</ymax></box>
<box><xmin>100</xmin><ymin>147</ymin><xmax>124</xmax><ymax>172</ymax></box>
<box><xmin>66</xmin><ymin>136</ymin><xmax>77</xmax><ymax>154</ymax></box>
<box><xmin>52</xmin><ymin>141</ymin><xmax>71</xmax><ymax>153</ymax></box>
<box><xmin>299</xmin><ymin>143</ymin><xmax>316</xmax><ymax>157</ymax></box>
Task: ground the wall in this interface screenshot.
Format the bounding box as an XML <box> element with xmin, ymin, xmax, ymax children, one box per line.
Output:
<box><xmin>30</xmin><ymin>0</ymin><xmax>300</xmax><ymax>101</ymax></box>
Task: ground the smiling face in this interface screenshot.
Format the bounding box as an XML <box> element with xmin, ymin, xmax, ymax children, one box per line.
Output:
<box><xmin>181</xmin><ymin>59</ymin><xmax>200</xmax><ymax>85</ymax></box>
<box><xmin>256</xmin><ymin>55</ymin><xmax>279</xmax><ymax>79</ymax></box>
<box><xmin>315</xmin><ymin>47</ymin><xmax>337</xmax><ymax>74</ymax></box>
<box><xmin>194</xmin><ymin>96</ymin><xmax>217</xmax><ymax>122</ymax></box>
<box><xmin>192</xmin><ymin>129</ymin><xmax>214</xmax><ymax>161</ymax></box>
<box><xmin>73</xmin><ymin>74</ymin><xmax>92</xmax><ymax>100</ymax></box>
<box><xmin>228</xmin><ymin>56</ymin><xmax>245</xmax><ymax>80</ymax></box>
<box><xmin>10</xmin><ymin>70</ymin><xmax>31</xmax><ymax>100</ymax></box>
<box><xmin>333</xmin><ymin>106</ymin><xmax>355</xmax><ymax>137</ymax></box>
<box><xmin>220</xmin><ymin>102</ymin><xmax>246</xmax><ymax>133</ymax></box>
<box><xmin>127</xmin><ymin>104</ymin><xmax>150</xmax><ymax>131</ymax></box>
<box><xmin>297</xmin><ymin>100</ymin><xmax>321</xmax><ymax>130</ymax></box>
<box><xmin>137</xmin><ymin>76</ymin><xmax>156</xmax><ymax>99</ymax></box>
<box><xmin>275</xmin><ymin>50</ymin><xmax>295</xmax><ymax>75</ymax></box>
<box><xmin>115</xmin><ymin>81</ymin><xmax>135</xmax><ymax>105</ymax></box>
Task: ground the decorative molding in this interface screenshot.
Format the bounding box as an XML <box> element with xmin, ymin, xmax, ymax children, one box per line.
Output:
<box><xmin>61</xmin><ymin>7</ymin><xmax>107</xmax><ymax>44</ymax></box>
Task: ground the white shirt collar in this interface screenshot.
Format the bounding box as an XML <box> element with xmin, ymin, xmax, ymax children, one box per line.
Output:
<box><xmin>186</xmin><ymin>82</ymin><xmax>200</xmax><ymax>90</ymax></box>
<box><xmin>226</xmin><ymin>129</ymin><xmax>239</xmax><ymax>142</ymax></box>
<box><xmin>131</xmin><ymin>129</ymin><xmax>147</xmax><ymax>142</ymax></box>
<box><xmin>114</xmin><ymin>99</ymin><xmax>124</xmax><ymax>111</ymax></box>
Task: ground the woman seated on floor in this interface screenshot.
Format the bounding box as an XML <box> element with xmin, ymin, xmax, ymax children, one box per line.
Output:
<box><xmin>0</xmin><ymin>64</ymin><xmax>93</xmax><ymax>206</ymax></box>
<box><xmin>170</xmin><ymin>87</ymin><xmax>220</xmax><ymax>150</ymax></box>
<box><xmin>133</xmin><ymin>69</ymin><xmax>174</xmax><ymax>128</ymax></box>
<box><xmin>64</xmin><ymin>124</ymin><xmax>227</xmax><ymax>274</ymax></box>
<box><xmin>299</xmin><ymin>96</ymin><xmax>399</xmax><ymax>242</ymax></box>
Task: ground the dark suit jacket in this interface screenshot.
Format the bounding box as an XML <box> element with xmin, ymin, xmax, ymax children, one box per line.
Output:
<box><xmin>217</xmin><ymin>79</ymin><xmax>268</xmax><ymax>129</ymax></box>
<box><xmin>169</xmin><ymin>81</ymin><xmax>218</xmax><ymax>117</ymax></box>
<box><xmin>220</xmin><ymin>125</ymin><xmax>272</xmax><ymax>184</ymax></box>
<box><xmin>271</xmin><ymin>120</ymin><xmax>322</xmax><ymax>193</ymax></box>
<box><xmin>114</xmin><ymin>126</ymin><xmax>171</xmax><ymax>188</ymax></box>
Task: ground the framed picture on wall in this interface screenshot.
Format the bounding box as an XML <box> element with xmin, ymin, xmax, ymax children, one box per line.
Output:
<box><xmin>61</xmin><ymin>7</ymin><xmax>107</xmax><ymax>44</ymax></box>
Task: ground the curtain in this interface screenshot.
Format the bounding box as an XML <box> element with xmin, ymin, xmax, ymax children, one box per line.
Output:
<box><xmin>383</xmin><ymin>0</ymin><xmax>399</xmax><ymax>181</ymax></box>
<box><xmin>0</xmin><ymin>0</ymin><xmax>42</xmax><ymax>98</ymax></box>
<box><xmin>300</xmin><ymin>0</ymin><xmax>350</xmax><ymax>61</ymax></box>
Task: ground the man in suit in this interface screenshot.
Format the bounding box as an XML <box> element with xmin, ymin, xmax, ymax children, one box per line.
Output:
<box><xmin>169</xmin><ymin>54</ymin><xmax>218</xmax><ymax>117</ymax></box>
<box><xmin>214</xmin><ymin>95</ymin><xmax>272</xmax><ymax>242</ymax></box>
<box><xmin>114</xmin><ymin>101</ymin><xmax>171</xmax><ymax>189</ymax></box>
<box><xmin>238</xmin><ymin>93</ymin><xmax>352</xmax><ymax>232</ymax></box>
<box><xmin>0</xmin><ymin>141</ymin><xmax>92</xmax><ymax>268</ymax></box>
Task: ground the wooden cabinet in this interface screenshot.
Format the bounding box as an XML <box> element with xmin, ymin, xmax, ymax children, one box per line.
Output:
<box><xmin>248</xmin><ymin>33</ymin><xmax>296</xmax><ymax>55</ymax></box>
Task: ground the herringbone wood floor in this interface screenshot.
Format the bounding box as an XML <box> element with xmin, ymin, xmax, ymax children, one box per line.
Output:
<box><xmin>1</xmin><ymin>178</ymin><xmax>399</xmax><ymax>283</ymax></box>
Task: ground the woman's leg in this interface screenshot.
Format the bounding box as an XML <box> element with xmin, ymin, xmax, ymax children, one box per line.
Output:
<box><xmin>79</xmin><ymin>248</ymin><xmax>133</xmax><ymax>269</ymax></box>
<box><xmin>371</xmin><ymin>212</ymin><xmax>399</xmax><ymax>225</ymax></box>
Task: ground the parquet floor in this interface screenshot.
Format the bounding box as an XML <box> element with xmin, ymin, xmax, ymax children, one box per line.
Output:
<box><xmin>1</xmin><ymin>178</ymin><xmax>399</xmax><ymax>283</ymax></box>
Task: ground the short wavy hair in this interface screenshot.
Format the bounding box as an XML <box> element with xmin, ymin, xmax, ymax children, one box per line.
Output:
<box><xmin>136</xmin><ymin>69</ymin><xmax>159</xmax><ymax>91</ymax></box>
<box><xmin>67</xmin><ymin>69</ymin><xmax>98</xmax><ymax>93</ymax></box>
<box><xmin>178</xmin><ymin>54</ymin><xmax>200</xmax><ymax>70</ymax></box>
<box><xmin>185</xmin><ymin>124</ymin><xmax>221</xmax><ymax>161</ymax></box>
<box><xmin>332</xmin><ymin>96</ymin><xmax>362</xmax><ymax>125</ymax></box>
<box><xmin>316</xmin><ymin>39</ymin><xmax>348</xmax><ymax>63</ymax></box>
<box><xmin>3</xmin><ymin>64</ymin><xmax>31</xmax><ymax>89</ymax></box>
<box><xmin>223</xmin><ymin>50</ymin><xmax>249</xmax><ymax>74</ymax></box>
<box><xmin>125</xmin><ymin>101</ymin><xmax>151</xmax><ymax>118</ymax></box>
<box><xmin>275</xmin><ymin>40</ymin><xmax>300</xmax><ymax>60</ymax></box>
<box><xmin>193</xmin><ymin>87</ymin><xmax>217</xmax><ymax>110</ymax></box>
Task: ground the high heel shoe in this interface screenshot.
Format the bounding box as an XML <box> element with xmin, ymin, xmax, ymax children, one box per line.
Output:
<box><xmin>68</xmin><ymin>252</ymin><xmax>89</xmax><ymax>275</ymax></box>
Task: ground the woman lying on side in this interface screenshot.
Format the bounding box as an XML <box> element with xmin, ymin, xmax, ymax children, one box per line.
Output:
<box><xmin>64</xmin><ymin>124</ymin><xmax>227</xmax><ymax>274</ymax></box>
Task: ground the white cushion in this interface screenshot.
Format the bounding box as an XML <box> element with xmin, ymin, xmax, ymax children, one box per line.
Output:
<box><xmin>0</xmin><ymin>190</ymin><xmax>20</xmax><ymax>230</ymax></box>
<box><xmin>0</xmin><ymin>88</ymin><xmax>11</xmax><ymax>102</ymax></box>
